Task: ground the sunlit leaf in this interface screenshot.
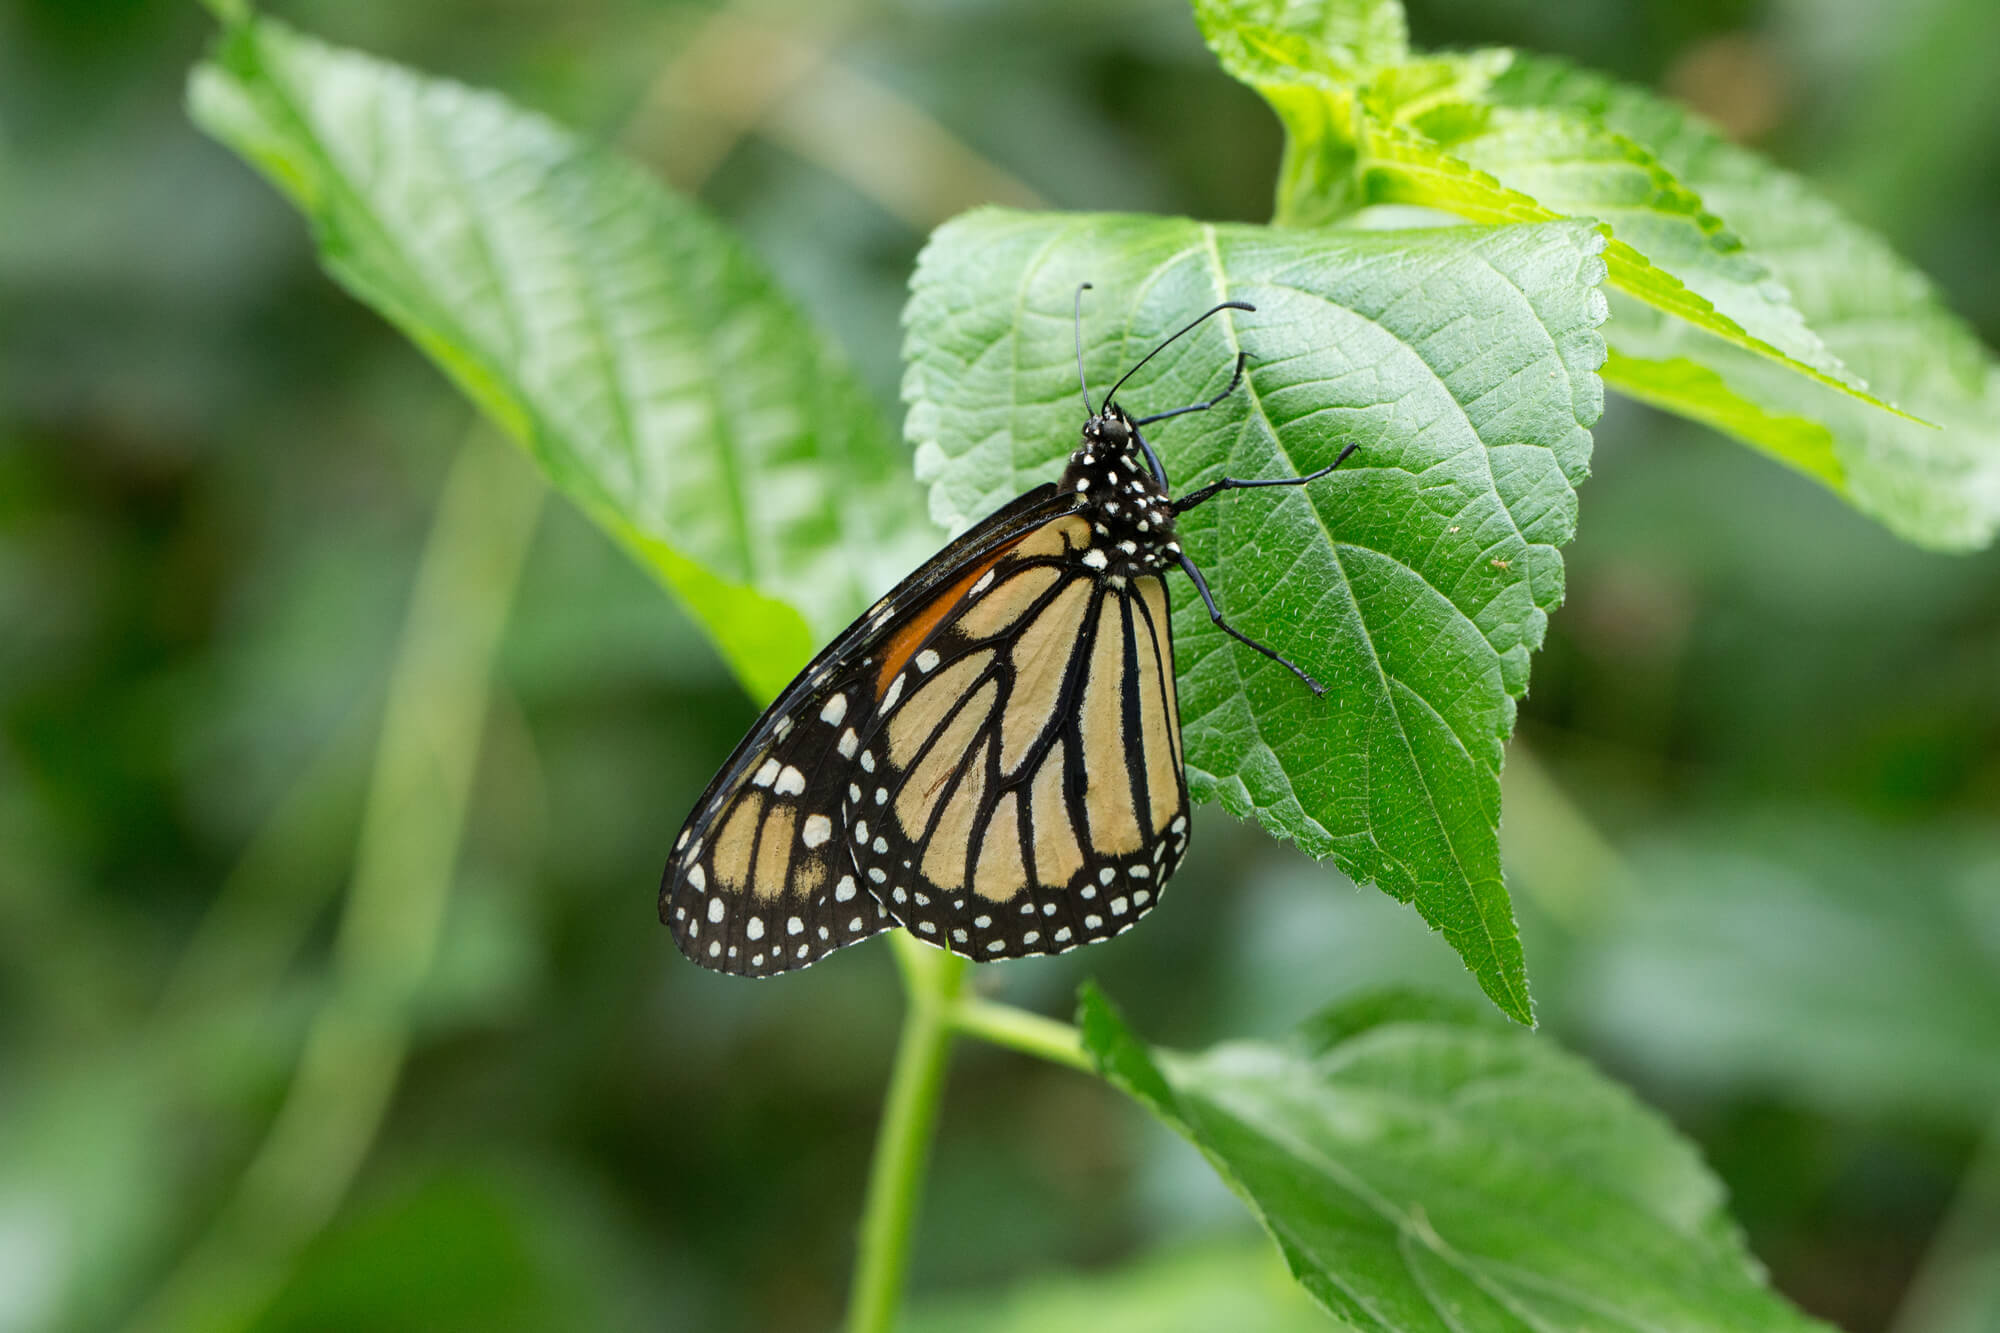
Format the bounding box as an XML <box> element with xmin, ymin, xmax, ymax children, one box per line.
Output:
<box><xmin>1490</xmin><ymin>53</ymin><xmax>2000</xmax><ymax>550</ymax></box>
<box><xmin>1191</xmin><ymin>0</ymin><xmax>1886</xmax><ymax>413</ymax></box>
<box><xmin>1080</xmin><ymin>984</ymin><xmax>1834</xmax><ymax>1332</ymax></box>
<box><xmin>189</xmin><ymin>17</ymin><xmax>936</xmax><ymax>701</ymax></box>
<box><xmin>906</xmin><ymin>209</ymin><xmax>1610</xmax><ymax>1022</ymax></box>
<box><xmin>1186</xmin><ymin>0</ymin><xmax>2000</xmax><ymax>552</ymax></box>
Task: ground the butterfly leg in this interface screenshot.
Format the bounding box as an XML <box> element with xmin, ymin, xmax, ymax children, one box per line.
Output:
<box><xmin>1176</xmin><ymin>553</ymin><xmax>1326</xmax><ymax>697</ymax></box>
<box><xmin>1131</xmin><ymin>353</ymin><xmax>1249</xmax><ymax>427</ymax></box>
<box><xmin>1171</xmin><ymin>442</ymin><xmax>1359</xmax><ymax>515</ymax></box>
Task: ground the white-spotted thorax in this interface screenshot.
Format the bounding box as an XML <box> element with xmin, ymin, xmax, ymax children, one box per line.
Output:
<box><xmin>1057</xmin><ymin>402</ymin><xmax>1183</xmax><ymax>583</ymax></box>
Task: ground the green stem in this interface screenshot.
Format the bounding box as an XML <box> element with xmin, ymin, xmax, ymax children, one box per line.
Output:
<box><xmin>951</xmin><ymin>999</ymin><xmax>1091</xmax><ymax>1072</ymax></box>
<box><xmin>845</xmin><ymin>933</ymin><xmax>968</xmax><ymax>1333</ymax></box>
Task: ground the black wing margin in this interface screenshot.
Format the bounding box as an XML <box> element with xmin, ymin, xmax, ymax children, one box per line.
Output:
<box><xmin>660</xmin><ymin>483</ymin><xmax>1082</xmax><ymax>976</ymax></box>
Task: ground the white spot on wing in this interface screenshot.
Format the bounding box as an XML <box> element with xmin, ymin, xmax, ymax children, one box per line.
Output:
<box><xmin>774</xmin><ymin>765</ymin><xmax>806</xmax><ymax>797</ymax></box>
<box><xmin>707</xmin><ymin>898</ymin><xmax>725</xmax><ymax>924</ymax></box>
<box><xmin>916</xmin><ymin>649</ymin><xmax>940</xmax><ymax>673</ymax></box>
<box><xmin>802</xmin><ymin>814</ymin><xmax>833</xmax><ymax>848</ymax></box>
<box><xmin>820</xmin><ymin>694</ymin><xmax>848</xmax><ymax>726</ymax></box>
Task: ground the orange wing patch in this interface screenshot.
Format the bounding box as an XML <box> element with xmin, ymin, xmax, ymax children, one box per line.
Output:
<box><xmin>874</xmin><ymin>538</ymin><xmax>1023</xmax><ymax>698</ymax></box>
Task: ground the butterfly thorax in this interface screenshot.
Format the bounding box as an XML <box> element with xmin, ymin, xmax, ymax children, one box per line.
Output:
<box><xmin>1057</xmin><ymin>404</ymin><xmax>1182</xmax><ymax>582</ymax></box>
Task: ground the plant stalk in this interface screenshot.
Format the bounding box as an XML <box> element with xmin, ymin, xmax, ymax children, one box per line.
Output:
<box><xmin>845</xmin><ymin>933</ymin><xmax>968</xmax><ymax>1333</ymax></box>
<box><xmin>952</xmin><ymin>998</ymin><xmax>1090</xmax><ymax>1071</ymax></box>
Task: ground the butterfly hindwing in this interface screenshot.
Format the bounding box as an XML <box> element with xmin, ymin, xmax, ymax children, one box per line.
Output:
<box><xmin>849</xmin><ymin>514</ymin><xmax>1191</xmax><ymax>960</ymax></box>
<box><xmin>660</xmin><ymin>484</ymin><xmax>1083</xmax><ymax>976</ymax></box>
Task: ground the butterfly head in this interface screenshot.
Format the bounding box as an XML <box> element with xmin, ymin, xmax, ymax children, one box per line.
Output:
<box><xmin>1060</xmin><ymin>403</ymin><xmax>1181</xmax><ymax>578</ymax></box>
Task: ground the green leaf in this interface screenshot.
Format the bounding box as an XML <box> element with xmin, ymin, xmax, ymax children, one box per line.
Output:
<box><xmin>188</xmin><ymin>17</ymin><xmax>937</xmax><ymax>700</ymax></box>
<box><xmin>1429</xmin><ymin>102</ymin><xmax>1863</xmax><ymax>397</ymax></box>
<box><xmin>1191</xmin><ymin>2</ymin><xmax>1917</xmax><ymax>436</ymax></box>
<box><xmin>1079</xmin><ymin>984</ymin><xmax>1835</xmax><ymax>1332</ymax></box>
<box><xmin>1488</xmin><ymin>54</ymin><xmax>2000</xmax><ymax>550</ymax></box>
<box><xmin>905</xmin><ymin>209</ymin><xmax>1611</xmax><ymax>1023</ymax></box>
<box><xmin>1195</xmin><ymin>0</ymin><xmax>1410</xmax><ymax>79</ymax></box>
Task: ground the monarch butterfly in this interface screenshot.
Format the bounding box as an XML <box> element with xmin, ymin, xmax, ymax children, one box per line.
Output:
<box><xmin>661</xmin><ymin>288</ymin><xmax>1356</xmax><ymax>976</ymax></box>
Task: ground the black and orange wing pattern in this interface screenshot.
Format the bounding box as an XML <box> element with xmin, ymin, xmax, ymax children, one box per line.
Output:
<box><xmin>660</xmin><ymin>483</ymin><xmax>1097</xmax><ymax>976</ymax></box>
<box><xmin>663</xmin><ymin>290</ymin><xmax>1348</xmax><ymax>977</ymax></box>
<box><xmin>849</xmin><ymin>510</ymin><xmax>1189</xmax><ymax>958</ymax></box>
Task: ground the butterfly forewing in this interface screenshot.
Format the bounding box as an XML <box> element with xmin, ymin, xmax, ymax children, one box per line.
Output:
<box><xmin>661</xmin><ymin>485</ymin><xmax>1083</xmax><ymax>976</ymax></box>
<box><xmin>850</xmin><ymin>515</ymin><xmax>1191</xmax><ymax>960</ymax></box>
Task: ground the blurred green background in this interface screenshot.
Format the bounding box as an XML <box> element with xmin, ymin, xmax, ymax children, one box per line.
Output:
<box><xmin>5</xmin><ymin>0</ymin><xmax>2000</xmax><ymax>1330</ymax></box>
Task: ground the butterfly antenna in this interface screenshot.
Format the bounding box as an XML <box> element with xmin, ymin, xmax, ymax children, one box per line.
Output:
<box><xmin>1074</xmin><ymin>282</ymin><xmax>1095</xmax><ymax>414</ymax></box>
<box><xmin>1101</xmin><ymin>299</ymin><xmax>1254</xmax><ymax>409</ymax></box>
